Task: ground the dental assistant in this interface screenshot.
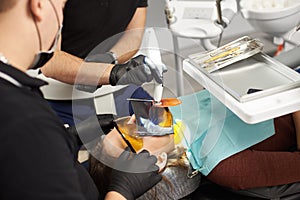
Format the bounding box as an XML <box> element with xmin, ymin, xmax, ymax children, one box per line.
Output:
<box><xmin>39</xmin><ymin>0</ymin><xmax>164</xmax><ymax>125</ymax></box>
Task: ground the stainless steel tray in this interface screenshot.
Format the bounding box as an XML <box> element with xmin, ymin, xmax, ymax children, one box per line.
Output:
<box><xmin>186</xmin><ymin>52</ymin><xmax>300</xmax><ymax>102</ymax></box>
<box><xmin>188</xmin><ymin>36</ymin><xmax>264</xmax><ymax>73</ymax></box>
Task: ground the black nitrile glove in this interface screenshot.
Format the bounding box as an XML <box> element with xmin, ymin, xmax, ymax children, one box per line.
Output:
<box><xmin>108</xmin><ymin>149</ymin><xmax>162</xmax><ymax>200</ymax></box>
<box><xmin>109</xmin><ymin>55</ymin><xmax>167</xmax><ymax>86</ymax></box>
<box><xmin>66</xmin><ymin>114</ymin><xmax>116</xmax><ymax>145</ymax></box>
<box><xmin>96</xmin><ymin>114</ymin><xmax>116</xmax><ymax>134</ymax></box>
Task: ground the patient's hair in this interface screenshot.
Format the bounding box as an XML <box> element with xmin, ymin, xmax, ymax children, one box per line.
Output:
<box><xmin>0</xmin><ymin>0</ymin><xmax>17</xmax><ymax>12</ymax></box>
<box><xmin>89</xmin><ymin>146</ymin><xmax>188</xmax><ymax>200</ymax></box>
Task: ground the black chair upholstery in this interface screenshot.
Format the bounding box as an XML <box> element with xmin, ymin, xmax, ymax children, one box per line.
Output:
<box><xmin>183</xmin><ymin>177</ymin><xmax>300</xmax><ymax>200</ymax></box>
<box><xmin>230</xmin><ymin>182</ymin><xmax>300</xmax><ymax>200</ymax></box>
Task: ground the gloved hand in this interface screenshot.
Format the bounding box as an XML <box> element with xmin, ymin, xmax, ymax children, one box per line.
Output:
<box><xmin>108</xmin><ymin>148</ymin><xmax>162</xmax><ymax>200</ymax></box>
<box><xmin>96</xmin><ymin>114</ymin><xmax>116</xmax><ymax>134</ymax></box>
<box><xmin>109</xmin><ymin>55</ymin><xmax>167</xmax><ymax>86</ymax></box>
<box><xmin>66</xmin><ymin>114</ymin><xmax>116</xmax><ymax>145</ymax></box>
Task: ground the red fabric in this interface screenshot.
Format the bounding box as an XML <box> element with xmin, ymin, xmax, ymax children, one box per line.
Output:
<box><xmin>207</xmin><ymin>114</ymin><xmax>300</xmax><ymax>190</ymax></box>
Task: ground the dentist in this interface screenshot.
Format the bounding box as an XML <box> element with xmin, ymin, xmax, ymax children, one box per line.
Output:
<box><xmin>0</xmin><ymin>0</ymin><xmax>161</xmax><ymax>199</ymax></box>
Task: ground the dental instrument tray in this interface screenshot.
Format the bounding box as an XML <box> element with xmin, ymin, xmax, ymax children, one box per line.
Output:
<box><xmin>188</xmin><ymin>36</ymin><xmax>264</xmax><ymax>73</ymax></box>
<box><xmin>184</xmin><ymin>40</ymin><xmax>300</xmax><ymax>103</ymax></box>
<box><xmin>183</xmin><ymin>36</ymin><xmax>300</xmax><ymax>124</ymax></box>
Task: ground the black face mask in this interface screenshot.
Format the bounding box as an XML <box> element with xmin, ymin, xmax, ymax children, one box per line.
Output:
<box><xmin>31</xmin><ymin>26</ymin><xmax>62</xmax><ymax>69</ymax></box>
<box><xmin>30</xmin><ymin>0</ymin><xmax>62</xmax><ymax>69</ymax></box>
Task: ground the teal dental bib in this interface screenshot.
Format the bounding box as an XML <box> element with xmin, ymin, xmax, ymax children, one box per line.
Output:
<box><xmin>170</xmin><ymin>90</ymin><xmax>274</xmax><ymax>175</ymax></box>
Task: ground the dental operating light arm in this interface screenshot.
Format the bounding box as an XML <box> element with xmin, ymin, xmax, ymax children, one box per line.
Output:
<box><xmin>216</xmin><ymin>0</ymin><xmax>224</xmax><ymax>26</ymax></box>
<box><xmin>220</xmin><ymin>0</ymin><xmax>237</xmax><ymax>26</ymax></box>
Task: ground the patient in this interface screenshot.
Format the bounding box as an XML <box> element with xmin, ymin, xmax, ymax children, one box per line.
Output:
<box><xmin>88</xmin><ymin>114</ymin><xmax>201</xmax><ymax>200</ymax></box>
<box><xmin>171</xmin><ymin>89</ymin><xmax>300</xmax><ymax>191</ymax></box>
<box><xmin>207</xmin><ymin>112</ymin><xmax>300</xmax><ymax>190</ymax></box>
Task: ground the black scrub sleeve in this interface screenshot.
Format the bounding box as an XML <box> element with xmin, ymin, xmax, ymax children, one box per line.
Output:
<box><xmin>138</xmin><ymin>0</ymin><xmax>148</xmax><ymax>7</ymax></box>
<box><xmin>0</xmin><ymin>114</ymin><xmax>98</xmax><ymax>200</ymax></box>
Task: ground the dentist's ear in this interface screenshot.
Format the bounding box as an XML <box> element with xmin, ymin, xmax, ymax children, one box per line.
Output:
<box><xmin>29</xmin><ymin>0</ymin><xmax>43</xmax><ymax>21</ymax></box>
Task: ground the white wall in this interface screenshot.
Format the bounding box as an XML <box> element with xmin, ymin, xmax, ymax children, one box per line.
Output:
<box><xmin>145</xmin><ymin>0</ymin><xmax>256</xmax><ymax>50</ymax></box>
<box><xmin>146</xmin><ymin>0</ymin><xmax>300</xmax><ymax>36</ymax></box>
<box><xmin>146</xmin><ymin>0</ymin><xmax>168</xmax><ymax>28</ymax></box>
<box><xmin>146</xmin><ymin>0</ymin><xmax>254</xmax><ymax>37</ymax></box>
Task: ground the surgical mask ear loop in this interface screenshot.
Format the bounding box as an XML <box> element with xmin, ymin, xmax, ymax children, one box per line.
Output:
<box><xmin>45</xmin><ymin>0</ymin><xmax>62</xmax><ymax>51</ymax></box>
<box><xmin>30</xmin><ymin>0</ymin><xmax>62</xmax><ymax>69</ymax></box>
<box><xmin>31</xmin><ymin>0</ymin><xmax>61</xmax><ymax>52</ymax></box>
<box><xmin>31</xmin><ymin>12</ymin><xmax>43</xmax><ymax>52</ymax></box>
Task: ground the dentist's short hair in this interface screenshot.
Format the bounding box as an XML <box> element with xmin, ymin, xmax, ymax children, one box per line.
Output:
<box><xmin>0</xmin><ymin>0</ymin><xmax>17</xmax><ymax>12</ymax></box>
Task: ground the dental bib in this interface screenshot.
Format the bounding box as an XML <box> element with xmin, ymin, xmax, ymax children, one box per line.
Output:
<box><xmin>170</xmin><ymin>90</ymin><xmax>275</xmax><ymax>175</ymax></box>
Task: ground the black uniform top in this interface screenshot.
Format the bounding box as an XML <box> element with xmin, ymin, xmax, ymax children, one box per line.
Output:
<box><xmin>62</xmin><ymin>0</ymin><xmax>148</xmax><ymax>58</ymax></box>
<box><xmin>0</xmin><ymin>62</ymin><xmax>98</xmax><ymax>200</ymax></box>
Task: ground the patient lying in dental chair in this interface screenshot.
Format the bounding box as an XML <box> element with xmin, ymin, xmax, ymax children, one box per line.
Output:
<box><xmin>88</xmin><ymin>108</ymin><xmax>201</xmax><ymax>200</ymax></box>
<box><xmin>88</xmin><ymin>89</ymin><xmax>300</xmax><ymax>199</ymax></box>
<box><xmin>207</xmin><ymin>112</ymin><xmax>300</xmax><ymax>190</ymax></box>
<box><xmin>170</xmin><ymin>89</ymin><xmax>300</xmax><ymax>194</ymax></box>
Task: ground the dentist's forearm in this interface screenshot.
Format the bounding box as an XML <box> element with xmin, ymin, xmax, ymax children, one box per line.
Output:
<box><xmin>110</xmin><ymin>7</ymin><xmax>147</xmax><ymax>64</ymax></box>
<box><xmin>40</xmin><ymin>50</ymin><xmax>113</xmax><ymax>85</ymax></box>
